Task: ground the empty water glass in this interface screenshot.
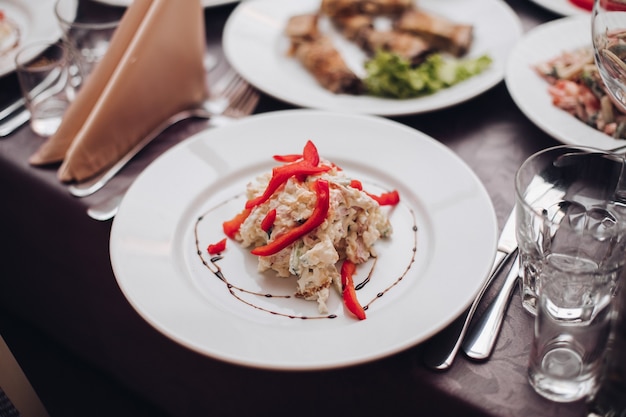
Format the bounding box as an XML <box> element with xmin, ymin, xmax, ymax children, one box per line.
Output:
<box><xmin>515</xmin><ymin>145</ymin><xmax>626</xmax><ymax>402</ymax></box>
<box><xmin>15</xmin><ymin>42</ymin><xmax>75</xmax><ymax>137</ymax></box>
<box><xmin>515</xmin><ymin>145</ymin><xmax>626</xmax><ymax>315</ymax></box>
<box><xmin>528</xmin><ymin>254</ymin><xmax>616</xmax><ymax>402</ymax></box>
<box><xmin>54</xmin><ymin>0</ymin><xmax>121</xmax><ymax>85</ymax></box>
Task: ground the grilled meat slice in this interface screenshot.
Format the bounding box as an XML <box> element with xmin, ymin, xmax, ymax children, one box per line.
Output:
<box><xmin>285</xmin><ymin>13</ymin><xmax>321</xmax><ymax>55</ymax></box>
<box><xmin>321</xmin><ymin>0</ymin><xmax>414</xmax><ymax>18</ymax></box>
<box><xmin>360</xmin><ymin>29</ymin><xmax>431</xmax><ymax>64</ymax></box>
<box><xmin>394</xmin><ymin>9</ymin><xmax>472</xmax><ymax>57</ymax></box>
<box><xmin>291</xmin><ymin>36</ymin><xmax>364</xmax><ymax>94</ymax></box>
<box><xmin>330</xmin><ymin>13</ymin><xmax>374</xmax><ymax>42</ymax></box>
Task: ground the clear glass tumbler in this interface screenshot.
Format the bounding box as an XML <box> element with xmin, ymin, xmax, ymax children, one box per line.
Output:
<box><xmin>15</xmin><ymin>42</ymin><xmax>75</xmax><ymax>137</ymax></box>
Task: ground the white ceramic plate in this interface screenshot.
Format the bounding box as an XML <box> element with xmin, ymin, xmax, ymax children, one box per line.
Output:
<box><xmin>0</xmin><ymin>0</ymin><xmax>63</xmax><ymax>77</ymax></box>
<box><xmin>222</xmin><ymin>0</ymin><xmax>522</xmax><ymax>116</ymax></box>
<box><xmin>506</xmin><ymin>15</ymin><xmax>626</xmax><ymax>150</ymax></box>
<box><xmin>527</xmin><ymin>0</ymin><xmax>589</xmax><ymax>16</ymax></box>
<box><xmin>110</xmin><ymin>110</ymin><xmax>497</xmax><ymax>370</ymax></box>
<box><xmin>92</xmin><ymin>0</ymin><xmax>239</xmax><ymax>7</ymax></box>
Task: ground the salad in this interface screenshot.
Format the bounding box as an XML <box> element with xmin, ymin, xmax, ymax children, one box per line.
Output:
<box><xmin>211</xmin><ymin>140</ymin><xmax>400</xmax><ymax>319</ymax></box>
<box><xmin>534</xmin><ymin>46</ymin><xmax>626</xmax><ymax>139</ymax></box>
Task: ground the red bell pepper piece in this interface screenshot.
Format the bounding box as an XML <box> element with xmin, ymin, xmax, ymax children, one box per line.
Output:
<box><xmin>350</xmin><ymin>179</ymin><xmax>400</xmax><ymax>206</ymax></box>
<box><xmin>246</xmin><ymin>141</ymin><xmax>330</xmax><ymax>209</ymax></box>
<box><xmin>251</xmin><ymin>179</ymin><xmax>330</xmax><ymax>257</ymax></box>
<box><xmin>222</xmin><ymin>208</ymin><xmax>251</xmax><ymax>239</ymax></box>
<box><xmin>568</xmin><ymin>0</ymin><xmax>593</xmax><ymax>9</ymax></box>
<box><xmin>577</xmin><ymin>0</ymin><xmax>626</xmax><ymax>10</ymax></box>
<box><xmin>207</xmin><ymin>238</ymin><xmax>227</xmax><ymax>255</ymax></box>
<box><xmin>349</xmin><ymin>179</ymin><xmax>363</xmax><ymax>190</ymax></box>
<box><xmin>365</xmin><ymin>189</ymin><xmax>400</xmax><ymax>206</ymax></box>
<box><xmin>340</xmin><ymin>259</ymin><xmax>366</xmax><ymax>320</ymax></box>
<box><xmin>260</xmin><ymin>208</ymin><xmax>277</xmax><ymax>233</ymax></box>
<box><xmin>273</xmin><ymin>154</ymin><xmax>302</xmax><ymax>163</ymax></box>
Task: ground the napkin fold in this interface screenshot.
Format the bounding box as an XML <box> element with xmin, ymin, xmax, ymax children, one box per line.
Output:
<box><xmin>29</xmin><ymin>0</ymin><xmax>207</xmax><ymax>183</ymax></box>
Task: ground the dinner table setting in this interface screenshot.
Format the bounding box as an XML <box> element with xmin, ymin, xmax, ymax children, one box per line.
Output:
<box><xmin>1</xmin><ymin>0</ymin><xmax>626</xmax><ymax>416</ymax></box>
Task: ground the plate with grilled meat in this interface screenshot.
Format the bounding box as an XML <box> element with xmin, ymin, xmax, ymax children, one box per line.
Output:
<box><xmin>223</xmin><ymin>0</ymin><xmax>522</xmax><ymax>115</ymax></box>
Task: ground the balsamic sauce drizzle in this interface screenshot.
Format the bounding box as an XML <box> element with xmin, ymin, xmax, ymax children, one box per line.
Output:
<box><xmin>194</xmin><ymin>198</ymin><xmax>418</xmax><ymax>320</ymax></box>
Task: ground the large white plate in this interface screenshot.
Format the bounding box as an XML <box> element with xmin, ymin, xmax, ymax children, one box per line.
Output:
<box><xmin>110</xmin><ymin>110</ymin><xmax>497</xmax><ymax>370</ymax></box>
<box><xmin>506</xmin><ymin>15</ymin><xmax>626</xmax><ymax>150</ymax></box>
<box><xmin>92</xmin><ymin>0</ymin><xmax>239</xmax><ymax>7</ymax></box>
<box><xmin>222</xmin><ymin>0</ymin><xmax>522</xmax><ymax>116</ymax></box>
<box><xmin>527</xmin><ymin>0</ymin><xmax>589</xmax><ymax>16</ymax></box>
<box><xmin>0</xmin><ymin>0</ymin><xmax>63</xmax><ymax>77</ymax></box>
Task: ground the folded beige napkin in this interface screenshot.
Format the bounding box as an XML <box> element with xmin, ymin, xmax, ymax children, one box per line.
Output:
<box><xmin>29</xmin><ymin>0</ymin><xmax>207</xmax><ymax>182</ymax></box>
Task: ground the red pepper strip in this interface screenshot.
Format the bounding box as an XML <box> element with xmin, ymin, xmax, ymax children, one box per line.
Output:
<box><xmin>568</xmin><ymin>0</ymin><xmax>593</xmax><ymax>9</ymax></box>
<box><xmin>246</xmin><ymin>164</ymin><xmax>330</xmax><ymax>209</ymax></box>
<box><xmin>247</xmin><ymin>141</ymin><xmax>328</xmax><ymax>209</ymax></box>
<box><xmin>251</xmin><ymin>179</ymin><xmax>330</xmax><ymax>257</ymax></box>
<box><xmin>222</xmin><ymin>208</ymin><xmax>251</xmax><ymax>239</ymax></box>
<box><xmin>350</xmin><ymin>180</ymin><xmax>400</xmax><ymax>206</ymax></box>
<box><xmin>273</xmin><ymin>154</ymin><xmax>302</xmax><ymax>163</ymax></box>
<box><xmin>350</xmin><ymin>179</ymin><xmax>363</xmax><ymax>190</ymax></box>
<box><xmin>340</xmin><ymin>260</ymin><xmax>366</xmax><ymax>320</ymax></box>
<box><xmin>260</xmin><ymin>208</ymin><xmax>277</xmax><ymax>233</ymax></box>
<box><xmin>365</xmin><ymin>190</ymin><xmax>400</xmax><ymax>206</ymax></box>
<box><xmin>301</xmin><ymin>140</ymin><xmax>320</xmax><ymax>165</ymax></box>
<box><xmin>207</xmin><ymin>238</ymin><xmax>227</xmax><ymax>255</ymax></box>
<box><xmin>582</xmin><ymin>0</ymin><xmax>626</xmax><ymax>10</ymax></box>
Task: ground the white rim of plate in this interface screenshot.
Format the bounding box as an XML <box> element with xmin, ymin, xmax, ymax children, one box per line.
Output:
<box><xmin>109</xmin><ymin>109</ymin><xmax>498</xmax><ymax>370</ymax></box>
<box><xmin>222</xmin><ymin>0</ymin><xmax>523</xmax><ymax>116</ymax></box>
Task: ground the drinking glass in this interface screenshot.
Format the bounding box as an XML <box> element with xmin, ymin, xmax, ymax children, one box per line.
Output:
<box><xmin>515</xmin><ymin>146</ymin><xmax>626</xmax><ymax>402</ymax></box>
<box><xmin>54</xmin><ymin>0</ymin><xmax>122</xmax><ymax>85</ymax></box>
<box><xmin>515</xmin><ymin>145</ymin><xmax>626</xmax><ymax>316</ymax></box>
<box><xmin>15</xmin><ymin>42</ymin><xmax>75</xmax><ymax>137</ymax></box>
<box><xmin>592</xmin><ymin>0</ymin><xmax>626</xmax><ymax>112</ymax></box>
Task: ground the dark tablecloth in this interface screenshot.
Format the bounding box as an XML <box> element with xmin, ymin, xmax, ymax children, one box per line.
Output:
<box><xmin>0</xmin><ymin>1</ymin><xmax>591</xmax><ymax>416</ymax></box>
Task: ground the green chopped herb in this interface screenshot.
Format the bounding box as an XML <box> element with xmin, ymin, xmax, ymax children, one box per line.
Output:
<box><xmin>363</xmin><ymin>50</ymin><xmax>493</xmax><ymax>99</ymax></box>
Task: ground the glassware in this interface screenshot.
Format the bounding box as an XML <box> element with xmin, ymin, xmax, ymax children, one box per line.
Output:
<box><xmin>515</xmin><ymin>146</ymin><xmax>626</xmax><ymax>402</ymax></box>
<box><xmin>54</xmin><ymin>0</ymin><xmax>122</xmax><ymax>85</ymax></box>
<box><xmin>592</xmin><ymin>0</ymin><xmax>626</xmax><ymax>112</ymax></box>
<box><xmin>15</xmin><ymin>42</ymin><xmax>75</xmax><ymax>137</ymax></box>
<box><xmin>586</xmin><ymin>267</ymin><xmax>626</xmax><ymax>416</ymax></box>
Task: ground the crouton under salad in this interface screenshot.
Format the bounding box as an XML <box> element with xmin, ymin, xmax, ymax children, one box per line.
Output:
<box><xmin>207</xmin><ymin>140</ymin><xmax>400</xmax><ymax>320</ymax></box>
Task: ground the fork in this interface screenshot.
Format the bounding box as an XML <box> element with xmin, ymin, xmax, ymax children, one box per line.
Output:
<box><xmin>86</xmin><ymin>75</ymin><xmax>260</xmax><ymax>221</ymax></box>
<box><xmin>68</xmin><ymin>68</ymin><xmax>259</xmax><ymax>197</ymax></box>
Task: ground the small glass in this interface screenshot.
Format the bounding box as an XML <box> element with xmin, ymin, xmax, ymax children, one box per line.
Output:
<box><xmin>514</xmin><ymin>145</ymin><xmax>626</xmax><ymax>402</ymax></box>
<box><xmin>528</xmin><ymin>262</ymin><xmax>616</xmax><ymax>402</ymax></box>
<box><xmin>515</xmin><ymin>145</ymin><xmax>626</xmax><ymax>315</ymax></box>
<box><xmin>15</xmin><ymin>42</ymin><xmax>75</xmax><ymax>137</ymax></box>
<box><xmin>54</xmin><ymin>0</ymin><xmax>121</xmax><ymax>84</ymax></box>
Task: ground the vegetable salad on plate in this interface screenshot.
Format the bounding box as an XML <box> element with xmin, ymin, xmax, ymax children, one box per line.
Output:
<box><xmin>534</xmin><ymin>46</ymin><xmax>626</xmax><ymax>139</ymax></box>
<box><xmin>215</xmin><ymin>140</ymin><xmax>400</xmax><ymax>319</ymax></box>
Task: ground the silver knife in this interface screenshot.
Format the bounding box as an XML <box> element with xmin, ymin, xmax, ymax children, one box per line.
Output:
<box><xmin>462</xmin><ymin>208</ymin><xmax>518</xmax><ymax>360</ymax></box>
<box><xmin>87</xmin><ymin>191</ymin><xmax>125</xmax><ymax>221</ymax></box>
<box><xmin>462</xmin><ymin>252</ymin><xmax>520</xmax><ymax>360</ymax></box>
<box><xmin>0</xmin><ymin>97</ymin><xmax>25</xmax><ymax>121</ymax></box>
<box><xmin>0</xmin><ymin>108</ymin><xmax>29</xmax><ymax>137</ymax></box>
<box><xmin>422</xmin><ymin>208</ymin><xmax>518</xmax><ymax>370</ymax></box>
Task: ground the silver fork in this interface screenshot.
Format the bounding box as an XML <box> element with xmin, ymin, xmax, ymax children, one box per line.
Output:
<box><xmin>68</xmin><ymin>68</ymin><xmax>259</xmax><ymax>197</ymax></box>
<box><xmin>86</xmin><ymin>75</ymin><xmax>260</xmax><ymax>221</ymax></box>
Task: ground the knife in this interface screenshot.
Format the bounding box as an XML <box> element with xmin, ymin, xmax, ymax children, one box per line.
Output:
<box><xmin>462</xmin><ymin>252</ymin><xmax>520</xmax><ymax>360</ymax></box>
<box><xmin>422</xmin><ymin>208</ymin><xmax>518</xmax><ymax>370</ymax></box>
<box><xmin>0</xmin><ymin>108</ymin><xmax>30</xmax><ymax>137</ymax></box>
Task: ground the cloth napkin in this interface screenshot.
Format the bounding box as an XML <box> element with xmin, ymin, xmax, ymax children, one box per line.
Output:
<box><xmin>29</xmin><ymin>0</ymin><xmax>207</xmax><ymax>183</ymax></box>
